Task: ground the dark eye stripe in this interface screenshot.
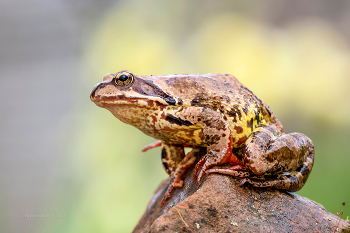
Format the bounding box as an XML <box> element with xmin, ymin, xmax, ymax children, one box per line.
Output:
<box><xmin>132</xmin><ymin>78</ymin><xmax>176</xmax><ymax>105</ymax></box>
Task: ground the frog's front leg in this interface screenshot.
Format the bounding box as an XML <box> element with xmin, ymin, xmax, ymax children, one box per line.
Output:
<box><xmin>173</xmin><ymin>107</ymin><xmax>242</xmax><ymax>185</ymax></box>
<box><xmin>207</xmin><ymin>125</ymin><xmax>315</xmax><ymax>191</ymax></box>
<box><xmin>160</xmin><ymin>144</ymin><xmax>198</xmax><ymax>206</ymax></box>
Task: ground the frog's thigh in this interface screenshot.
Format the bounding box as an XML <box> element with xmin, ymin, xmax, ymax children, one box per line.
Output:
<box><xmin>243</xmin><ymin>125</ymin><xmax>314</xmax><ymax>176</ymax></box>
<box><xmin>161</xmin><ymin>144</ymin><xmax>185</xmax><ymax>175</ymax></box>
<box><xmin>240</xmin><ymin>152</ymin><xmax>314</xmax><ymax>191</ymax></box>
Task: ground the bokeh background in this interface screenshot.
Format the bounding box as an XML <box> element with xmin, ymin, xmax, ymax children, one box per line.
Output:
<box><xmin>1</xmin><ymin>0</ymin><xmax>350</xmax><ymax>232</ymax></box>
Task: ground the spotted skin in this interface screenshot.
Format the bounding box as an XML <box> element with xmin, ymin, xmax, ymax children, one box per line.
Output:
<box><xmin>206</xmin><ymin>125</ymin><xmax>314</xmax><ymax>191</ymax></box>
<box><xmin>238</xmin><ymin>150</ymin><xmax>314</xmax><ymax>192</ymax></box>
<box><xmin>90</xmin><ymin>71</ymin><xmax>315</xmax><ymax>206</ymax></box>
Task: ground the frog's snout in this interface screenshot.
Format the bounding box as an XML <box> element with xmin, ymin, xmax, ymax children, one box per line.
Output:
<box><xmin>90</xmin><ymin>83</ymin><xmax>101</xmax><ymax>102</ymax></box>
<box><xmin>90</xmin><ymin>73</ymin><xmax>115</xmax><ymax>102</ymax></box>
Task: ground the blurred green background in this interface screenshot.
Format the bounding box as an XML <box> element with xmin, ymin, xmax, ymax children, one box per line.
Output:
<box><xmin>1</xmin><ymin>0</ymin><xmax>350</xmax><ymax>232</ymax></box>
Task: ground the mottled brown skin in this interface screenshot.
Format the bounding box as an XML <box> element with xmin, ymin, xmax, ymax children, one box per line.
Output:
<box><xmin>90</xmin><ymin>70</ymin><xmax>315</xmax><ymax>206</ymax></box>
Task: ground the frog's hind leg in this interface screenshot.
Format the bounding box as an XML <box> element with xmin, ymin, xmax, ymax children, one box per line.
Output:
<box><xmin>239</xmin><ymin>151</ymin><xmax>314</xmax><ymax>191</ymax></box>
<box><xmin>160</xmin><ymin>144</ymin><xmax>198</xmax><ymax>206</ymax></box>
<box><xmin>205</xmin><ymin>124</ymin><xmax>315</xmax><ymax>191</ymax></box>
<box><xmin>241</xmin><ymin>125</ymin><xmax>314</xmax><ymax>191</ymax></box>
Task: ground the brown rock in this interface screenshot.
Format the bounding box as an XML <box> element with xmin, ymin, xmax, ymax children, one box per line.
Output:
<box><xmin>133</xmin><ymin>164</ymin><xmax>349</xmax><ymax>233</ymax></box>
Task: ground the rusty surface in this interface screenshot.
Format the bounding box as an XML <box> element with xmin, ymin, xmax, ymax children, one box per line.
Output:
<box><xmin>133</xmin><ymin>164</ymin><xmax>349</xmax><ymax>233</ymax></box>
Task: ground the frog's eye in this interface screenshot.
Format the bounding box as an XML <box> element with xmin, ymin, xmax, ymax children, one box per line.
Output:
<box><xmin>114</xmin><ymin>71</ymin><xmax>134</xmax><ymax>88</ymax></box>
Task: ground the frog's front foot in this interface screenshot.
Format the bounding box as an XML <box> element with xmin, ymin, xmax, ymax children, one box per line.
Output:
<box><xmin>192</xmin><ymin>154</ymin><xmax>207</xmax><ymax>184</ymax></box>
<box><xmin>160</xmin><ymin>148</ymin><xmax>198</xmax><ymax>206</ymax></box>
<box><xmin>192</xmin><ymin>151</ymin><xmax>242</xmax><ymax>185</ymax></box>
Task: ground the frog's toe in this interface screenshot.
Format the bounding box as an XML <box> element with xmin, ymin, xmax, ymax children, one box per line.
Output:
<box><xmin>161</xmin><ymin>184</ymin><xmax>174</xmax><ymax>206</ymax></box>
<box><xmin>193</xmin><ymin>155</ymin><xmax>207</xmax><ymax>181</ymax></box>
<box><xmin>161</xmin><ymin>178</ymin><xmax>185</xmax><ymax>206</ymax></box>
<box><xmin>236</xmin><ymin>173</ymin><xmax>303</xmax><ymax>192</ymax></box>
<box><xmin>238</xmin><ymin>178</ymin><xmax>248</xmax><ymax>186</ymax></box>
<box><xmin>194</xmin><ymin>155</ymin><xmax>242</xmax><ymax>185</ymax></box>
<box><xmin>237</xmin><ymin>177</ymin><xmax>278</xmax><ymax>189</ymax></box>
<box><xmin>160</xmin><ymin>177</ymin><xmax>185</xmax><ymax>206</ymax></box>
<box><xmin>206</xmin><ymin>166</ymin><xmax>250</xmax><ymax>178</ymax></box>
<box><xmin>196</xmin><ymin>164</ymin><xmax>209</xmax><ymax>185</ymax></box>
<box><xmin>196</xmin><ymin>159</ymin><xmax>221</xmax><ymax>185</ymax></box>
<box><xmin>141</xmin><ymin>140</ymin><xmax>162</xmax><ymax>152</ymax></box>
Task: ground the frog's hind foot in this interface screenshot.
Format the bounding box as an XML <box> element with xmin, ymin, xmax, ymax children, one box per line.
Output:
<box><xmin>238</xmin><ymin>152</ymin><xmax>314</xmax><ymax>192</ymax></box>
<box><xmin>160</xmin><ymin>148</ymin><xmax>198</xmax><ymax>206</ymax></box>
<box><xmin>205</xmin><ymin>165</ymin><xmax>251</xmax><ymax>178</ymax></box>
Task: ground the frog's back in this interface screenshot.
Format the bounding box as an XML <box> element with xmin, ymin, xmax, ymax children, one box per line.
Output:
<box><xmin>142</xmin><ymin>73</ymin><xmax>282</xmax><ymax>147</ymax></box>
<box><xmin>141</xmin><ymin>73</ymin><xmax>249</xmax><ymax>105</ymax></box>
<box><xmin>143</xmin><ymin>73</ymin><xmax>265</xmax><ymax>113</ymax></box>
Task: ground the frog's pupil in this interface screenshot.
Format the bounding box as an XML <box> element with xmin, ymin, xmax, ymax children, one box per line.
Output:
<box><xmin>119</xmin><ymin>74</ymin><xmax>128</xmax><ymax>82</ymax></box>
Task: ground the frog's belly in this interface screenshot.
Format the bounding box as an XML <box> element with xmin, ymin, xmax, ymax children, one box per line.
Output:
<box><xmin>161</xmin><ymin>128</ymin><xmax>206</xmax><ymax>146</ymax></box>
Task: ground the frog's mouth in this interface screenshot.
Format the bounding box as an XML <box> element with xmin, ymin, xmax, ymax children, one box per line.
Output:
<box><xmin>90</xmin><ymin>81</ymin><xmax>131</xmax><ymax>103</ymax></box>
<box><xmin>92</xmin><ymin>95</ymin><xmax>157</xmax><ymax>107</ymax></box>
<box><xmin>90</xmin><ymin>81</ymin><xmax>110</xmax><ymax>101</ymax></box>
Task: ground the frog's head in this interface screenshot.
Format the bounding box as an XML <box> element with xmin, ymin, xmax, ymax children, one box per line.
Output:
<box><xmin>90</xmin><ymin>70</ymin><xmax>177</xmax><ymax>124</ymax></box>
<box><xmin>90</xmin><ymin>70</ymin><xmax>177</xmax><ymax>106</ymax></box>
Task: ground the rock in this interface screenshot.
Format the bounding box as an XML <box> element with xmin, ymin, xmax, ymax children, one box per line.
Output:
<box><xmin>133</xmin><ymin>163</ymin><xmax>349</xmax><ymax>233</ymax></box>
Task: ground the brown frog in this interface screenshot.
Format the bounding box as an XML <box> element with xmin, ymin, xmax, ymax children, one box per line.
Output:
<box><xmin>90</xmin><ymin>70</ymin><xmax>314</xmax><ymax>206</ymax></box>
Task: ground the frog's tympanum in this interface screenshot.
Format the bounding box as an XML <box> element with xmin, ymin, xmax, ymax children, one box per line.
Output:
<box><xmin>90</xmin><ymin>70</ymin><xmax>314</xmax><ymax>206</ymax></box>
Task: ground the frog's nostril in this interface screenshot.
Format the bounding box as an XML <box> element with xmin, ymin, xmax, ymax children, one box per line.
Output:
<box><xmin>102</xmin><ymin>73</ymin><xmax>114</xmax><ymax>82</ymax></box>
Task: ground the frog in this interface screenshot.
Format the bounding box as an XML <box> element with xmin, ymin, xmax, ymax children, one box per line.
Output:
<box><xmin>90</xmin><ymin>70</ymin><xmax>314</xmax><ymax>206</ymax></box>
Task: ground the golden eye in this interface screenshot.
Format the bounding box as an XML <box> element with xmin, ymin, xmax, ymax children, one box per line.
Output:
<box><xmin>114</xmin><ymin>71</ymin><xmax>134</xmax><ymax>88</ymax></box>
